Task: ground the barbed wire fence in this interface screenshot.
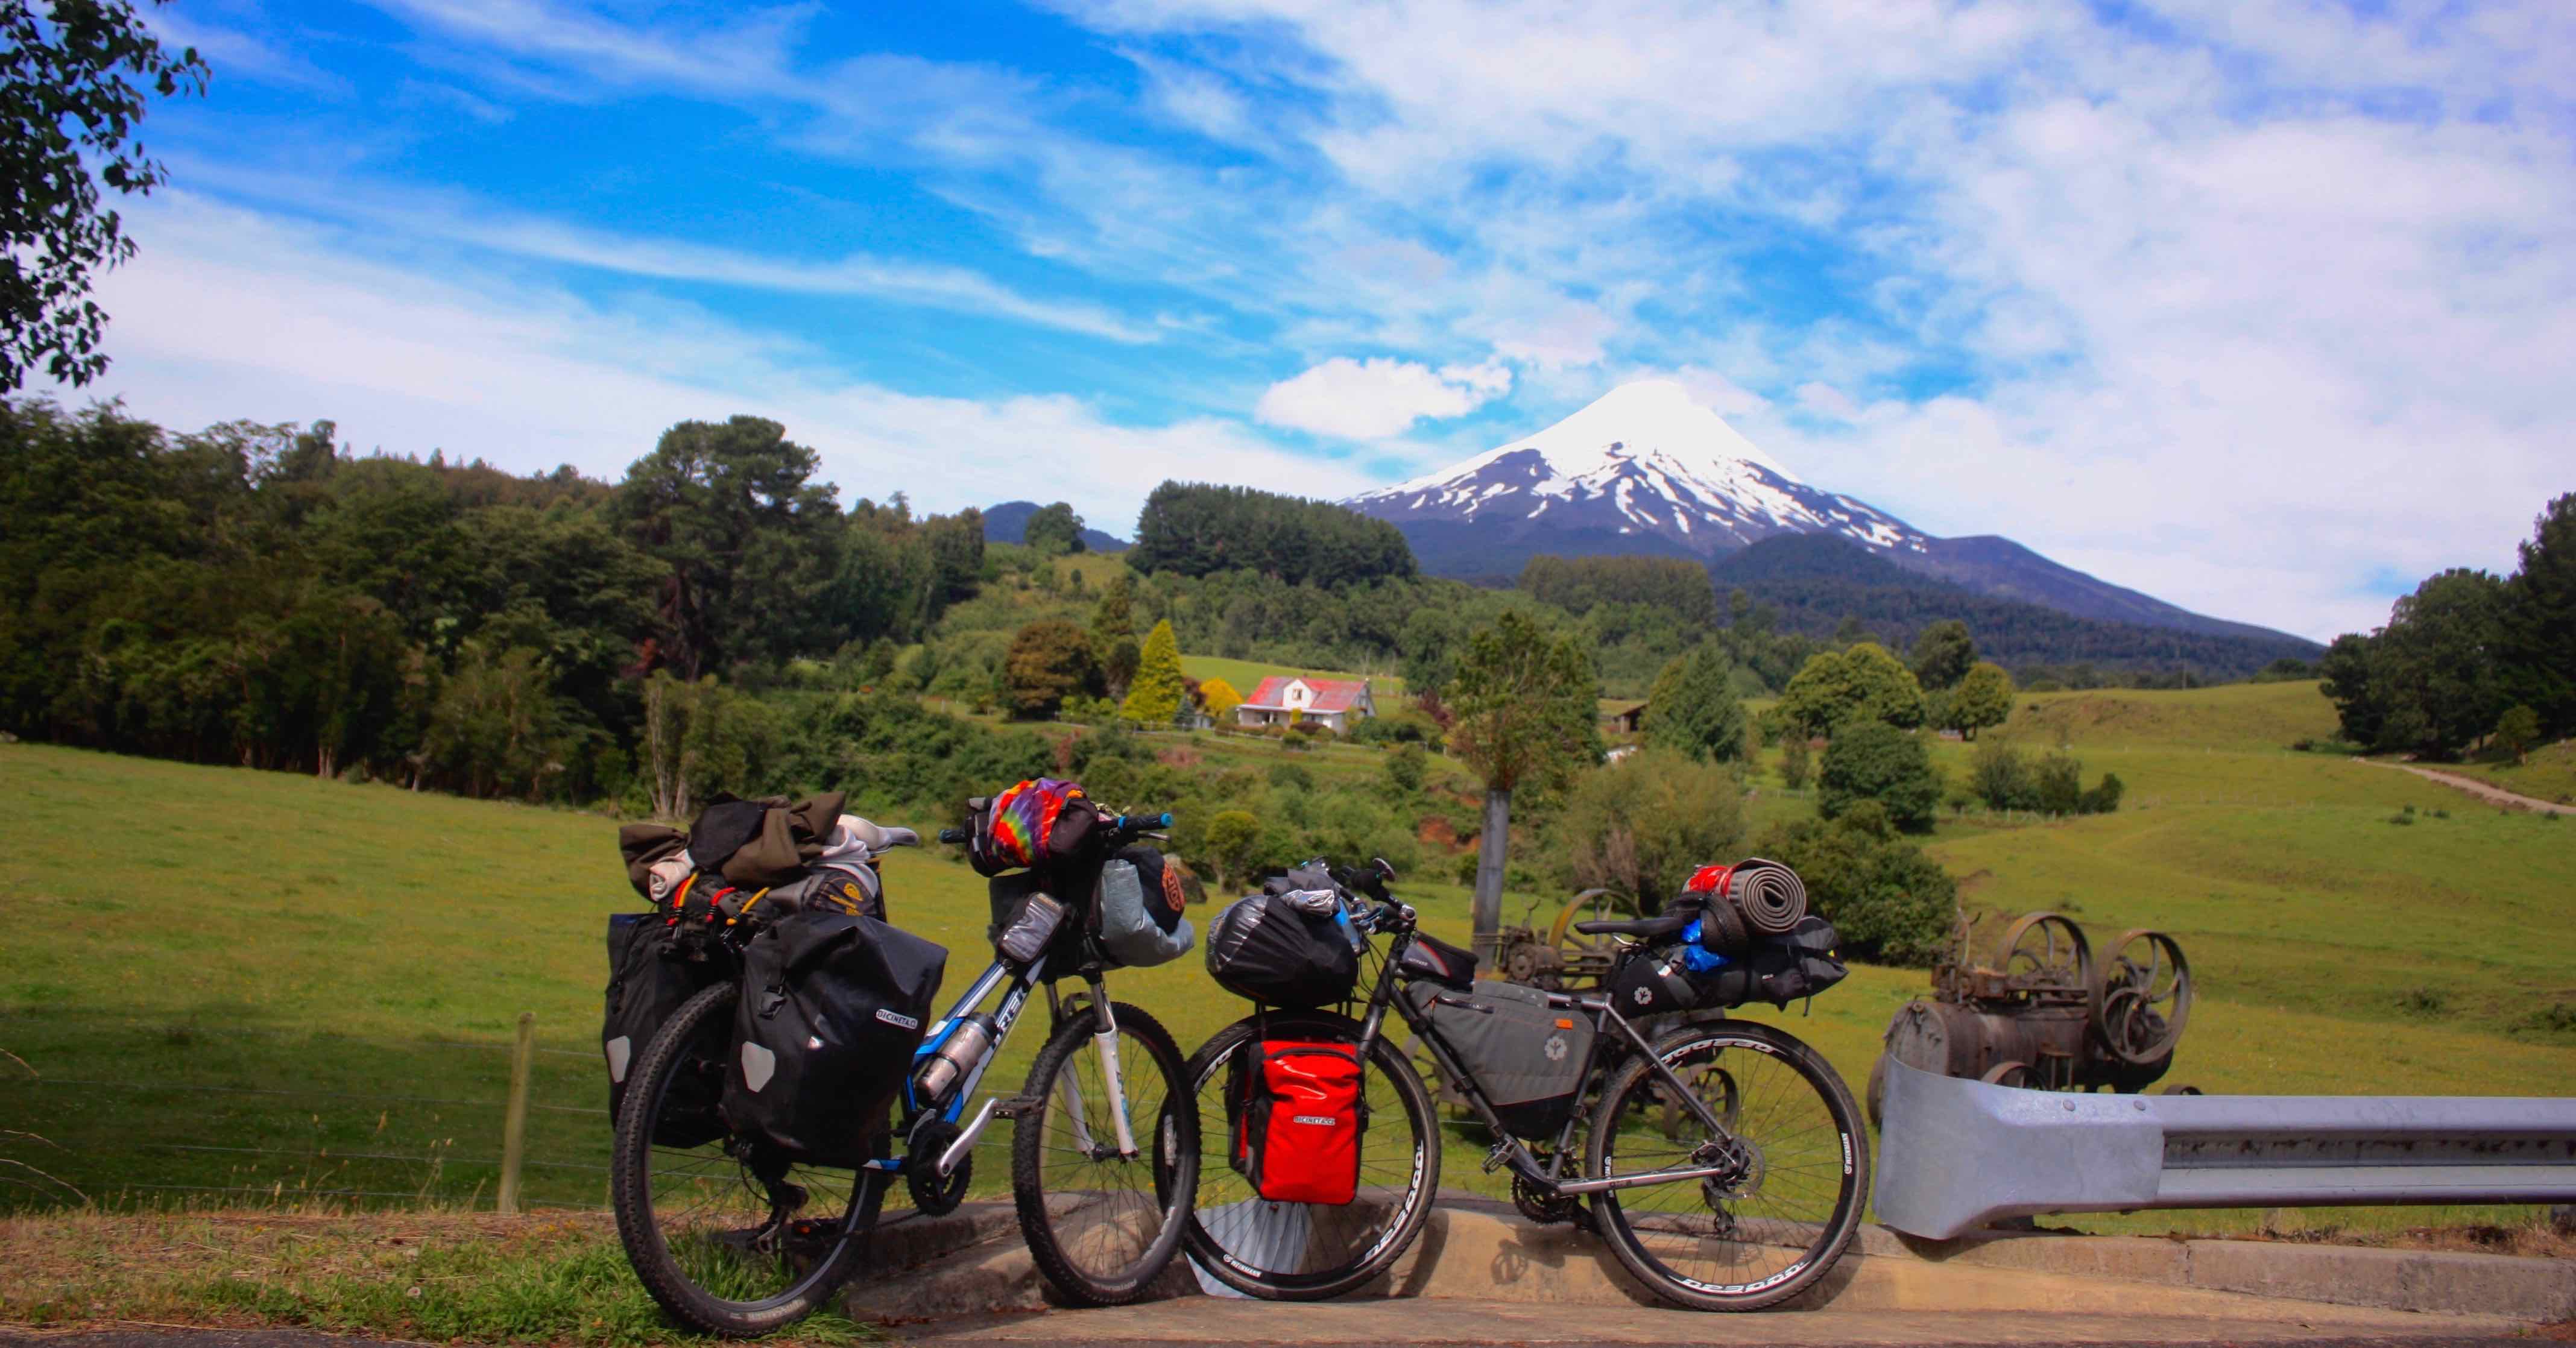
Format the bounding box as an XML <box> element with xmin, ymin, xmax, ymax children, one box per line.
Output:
<box><xmin>2</xmin><ymin>1015</ymin><xmax>617</xmax><ymax>1214</ymax></box>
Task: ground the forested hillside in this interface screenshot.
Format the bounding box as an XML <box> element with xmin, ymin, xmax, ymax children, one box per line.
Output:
<box><xmin>1706</xmin><ymin>534</ymin><xmax>2320</xmax><ymax>681</ymax></box>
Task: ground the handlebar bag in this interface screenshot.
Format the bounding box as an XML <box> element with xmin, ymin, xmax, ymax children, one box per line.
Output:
<box><xmin>1608</xmin><ymin>945</ymin><xmax>1708</xmax><ymax>1019</ymax></box>
<box><xmin>1404</xmin><ymin>981</ymin><xmax>1594</xmax><ymax>1139</ymax></box>
<box><xmin>1230</xmin><ymin>1040</ymin><xmax>1365</xmax><ymax>1205</ymax></box>
<box><xmin>602</xmin><ymin>912</ymin><xmax>731</xmax><ymax>1144</ymax></box>
<box><xmin>1094</xmin><ymin>852</ymin><xmax>1196</xmax><ymax>969</ymax></box>
<box><xmin>1205</xmin><ymin>892</ymin><xmax>1359</xmax><ymax>1008</ymax></box>
<box><xmin>967</xmin><ymin>779</ymin><xmax>1098</xmax><ymax>876</ymax></box>
<box><xmin>721</xmin><ymin>907</ymin><xmax>949</xmax><ymax>1167</ymax></box>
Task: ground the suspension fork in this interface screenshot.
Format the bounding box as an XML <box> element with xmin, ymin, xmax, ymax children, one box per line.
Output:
<box><xmin>1053</xmin><ymin>976</ymin><xmax>1140</xmax><ymax>1159</ymax></box>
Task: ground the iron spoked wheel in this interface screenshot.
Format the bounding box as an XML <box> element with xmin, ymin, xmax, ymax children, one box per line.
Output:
<box><xmin>1181</xmin><ymin>1010</ymin><xmax>1441</xmax><ymax>1301</ymax></box>
<box><xmin>1010</xmin><ymin>1000</ymin><xmax>1199</xmax><ymax>1306</ymax></box>
<box><xmin>610</xmin><ymin>983</ymin><xmax>881</xmax><ymax>1337</ymax></box>
<box><xmin>2095</xmin><ymin>930</ymin><xmax>2191</xmax><ymax>1065</ymax></box>
<box><xmin>1584</xmin><ymin>1021</ymin><xmax>1867</xmax><ymax>1312</ymax></box>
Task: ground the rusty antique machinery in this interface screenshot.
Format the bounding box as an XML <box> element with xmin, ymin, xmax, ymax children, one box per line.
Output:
<box><xmin>1866</xmin><ymin>912</ymin><xmax>2194</xmax><ymax>1127</ymax></box>
<box><xmin>1491</xmin><ymin>889</ymin><xmax>1625</xmax><ymax>991</ymax></box>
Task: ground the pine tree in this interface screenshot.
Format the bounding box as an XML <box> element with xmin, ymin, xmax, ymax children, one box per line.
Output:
<box><xmin>1122</xmin><ymin>619</ymin><xmax>1187</xmax><ymax>724</ymax></box>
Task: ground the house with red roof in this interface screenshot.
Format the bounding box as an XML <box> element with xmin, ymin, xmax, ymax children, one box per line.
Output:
<box><xmin>1236</xmin><ymin>675</ymin><xmax>1377</xmax><ymax>734</ymax></box>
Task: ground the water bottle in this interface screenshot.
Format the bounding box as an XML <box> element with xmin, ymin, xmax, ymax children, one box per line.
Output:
<box><xmin>912</xmin><ymin>1013</ymin><xmax>995</xmax><ymax>1102</ymax></box>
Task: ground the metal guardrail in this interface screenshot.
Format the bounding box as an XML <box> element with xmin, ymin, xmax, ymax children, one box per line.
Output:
<box><xmin>1872</xmin><ymin>1057</ymin><xmax>2576</xmax><ymax>1239</ymax></box>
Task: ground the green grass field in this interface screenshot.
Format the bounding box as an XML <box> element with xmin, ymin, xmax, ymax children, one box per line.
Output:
<box><xmin>4</xmin><ymin>677</ymin><xmax>2569</xmax><ymax>1241</ymax></box>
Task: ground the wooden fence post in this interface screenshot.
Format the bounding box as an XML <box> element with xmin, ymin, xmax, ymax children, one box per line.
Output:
<box><xmin>497</xmin><ymin>1011</ymin><xmax>535</xmax><ymax>1215</ymax></box>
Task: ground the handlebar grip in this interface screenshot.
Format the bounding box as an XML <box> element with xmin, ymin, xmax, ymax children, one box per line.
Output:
<box><xmin>1110</xmin><ymin>812</ymin><xmax>1173</xmax><ymax>831</ymax></box>
<box><xmin>936</xmin><ymin>828</ymin><xmax>968</xmax><ymax>845</ymax></box>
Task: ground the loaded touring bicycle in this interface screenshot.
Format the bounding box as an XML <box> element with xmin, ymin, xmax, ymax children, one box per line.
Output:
<box><xmin>1187</xmin><ymin>858</ymin><xmax>1869</xmax><ymax>1311</ymax></box>
<box><xmin>604</xmin><ymin>781</ymin><xmax>1202</xmax><ymax>1335</ymax></box>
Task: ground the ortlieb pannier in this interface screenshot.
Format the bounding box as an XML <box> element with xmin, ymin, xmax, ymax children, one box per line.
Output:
<box><xmin>1230</xmin><ymin>1040</ymin><xmax>1364</xmax><ymax>1205</ymax></box>
<box><xmin>1094</xmin><ymin>845</ymin><xmax>1195</xmax><ymax>968</ymax></box>
<box><xmin>1205</xmin><ymin>891</ymin><xmax>1359</xmax><ymax>1007</ymax></box>
<box><xmin>602</xmin><ymin>913</ymin><xmax>730</xmax><ymax>1142</ymax></box>
<box><xmin>1406</xmin><ymin>980</ymin><xmax>1594</xmax><ymax>1138</ymax></box>
<box><xmin>721</xmin><ymin>907</ymin><xmax>949</xmax><ymax>1166</ymax></box>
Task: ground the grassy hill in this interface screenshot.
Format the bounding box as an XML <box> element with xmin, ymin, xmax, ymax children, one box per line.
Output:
<box><xmin>5</xmin><ymin>679</ymin><xmax>2570</xmax><ymax>1238</ymax></box>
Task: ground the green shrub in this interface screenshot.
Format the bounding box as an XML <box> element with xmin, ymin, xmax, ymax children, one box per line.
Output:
<box><xmin>2079</xmin><ymin>771</ymin><xmax>2125</xmax><ymax>814</ymax></box>
<box><xmin>1753</xmin><ymin>814</ymin><xmax>1957</xmax><ymax>966</ymax></box>
<box><xmin>1816</xmin><ymin>722</ymin><xmax>1939</xmax><ymax>833</ymax></box>
<box><xmin>1384</xmin><ymin>742</ymin><xmax>1428</xmax><ymax>796</ymax></box>
<box><xmin>2034</xmin><ymin>752</ymin><xmax>2085</xmax><ymax>816</ymax></box>
<box><xmin>1779</xmin><ymin>735</ymin><xmax>1811</xmax><ymax>790</ymax></box>
<box><xmin>1971</xmin><ymin>740</ymin><xmax>2035</xmax><ymax>811</ymax></box>
<box><xmin>1548</xmin><ymin>747</ymin><xmax>1747</xmax><ymax>913</ymax></box>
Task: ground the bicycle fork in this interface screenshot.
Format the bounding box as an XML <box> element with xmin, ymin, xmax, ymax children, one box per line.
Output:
<box><xmin>1052</xmin><ymin>980</ymin><xmax>1140</xmax><ymax>1159</ymax></box>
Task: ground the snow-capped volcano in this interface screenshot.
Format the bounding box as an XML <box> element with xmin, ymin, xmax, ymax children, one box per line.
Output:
<box><xmin>1347</xmin><ymin>379</ymin><xmax>1929</xmax><ymax>559</ymax></box>
<box><xmin>1343</xmin><ymin>380</ymin><xmax>2315</xmax><ymax>649</ymax></box>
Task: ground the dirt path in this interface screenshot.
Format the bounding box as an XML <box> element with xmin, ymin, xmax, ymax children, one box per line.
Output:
<box><xmin>2373</xmin><ymin>761</ymin><xmax>2576</xmax><ymax>816</ymax></box>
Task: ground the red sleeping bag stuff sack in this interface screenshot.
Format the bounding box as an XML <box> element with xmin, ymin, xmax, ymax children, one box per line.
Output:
<box><xmin>1234</xmin><ymin>1041</ymin><xmax>1364</xmax><ymax>1205</ymax></box>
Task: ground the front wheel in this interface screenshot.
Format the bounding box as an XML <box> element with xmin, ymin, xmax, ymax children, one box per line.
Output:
<box><xmin>610</xmin><ymin>982</ymin><xmax>883</xmax><ymax>1336</ymax></box>
<box><xmin>1180</xmin><ymin>1010</ymin><xmax>1440</xmax><ymax>1301</ymax></box>
<box><xmin>1584</xmin><ymin>1019</ymin><xmax>1867</xmax><ymax>1311</ymax></box>
<box><xmin>1011</xmin><ymin>999</ymin><xmax>1198</xmax><ymax>1306</ymax></box>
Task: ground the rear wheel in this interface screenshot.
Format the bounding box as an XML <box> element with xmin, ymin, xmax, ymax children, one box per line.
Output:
<box><xmin>610</xmin><ymin>982</ymin><xmax>882</xmax><ymax>1336</ymax></box>
<box><xmin>1181</xmin><ymin>1010</ymin><xmax>1439</xmax><ymax>1301</ymax></box>
<box><xmin>1584</xmin><ymin>1020</ymin><xmax>1866</xmax><ymax>1311</ymax></box>
<box><xmin>1011</xmin><ymin>1000</ymin><xmax>1198</xmax><ymax>1306</ymax></box>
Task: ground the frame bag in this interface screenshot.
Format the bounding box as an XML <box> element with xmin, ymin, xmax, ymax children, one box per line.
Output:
<box><xmin>1406</xmin><ymin>981</ymin><xmax>1595</xmax><ymax>1139</ymax></box>
<box><xmin>1230</xmin><ymin>1040</ymin><xmax>1365</xmax><ymax>1205</ymax></box>
<box><xmin>721</xmin><ymin>908</ymin><xmax>949</xmax><ymax>1166</ymax></box>
<box><xmin>1204</xmin><ymin>892</ymin><xmax>1359</xmax><ymax>1007</ymax></box>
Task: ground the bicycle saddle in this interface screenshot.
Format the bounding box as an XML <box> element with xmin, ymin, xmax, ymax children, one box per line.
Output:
<box><xmin>1573</xmin><ymin>911</ymin><xmax>1694</xmax><ymax>939</ymax></box>
<box><xmin>836</xmin><ymin>816</ymin><xmax>919</xmax><ymax>853</ymax></box>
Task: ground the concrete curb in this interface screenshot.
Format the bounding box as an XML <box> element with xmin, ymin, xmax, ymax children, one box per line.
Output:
<box><xmin>842</xmin><ymin>1200</ymin><xmax>2568</xmax><ymax>1326</ymax></box>
<box><xmin>1859</xmin><ymin>1224</ymin><xmax>2576</xmax><ymax>1321</ymax></box>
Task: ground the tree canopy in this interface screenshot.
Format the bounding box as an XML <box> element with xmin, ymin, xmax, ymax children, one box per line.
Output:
<box><xmin>1129</xmin><ymin>480</ymin><xmax>1416</xmax><ymax>587</ymax></box>
<box><xmin>1643</xmin><ymin>643</ymin><xmax>1748</xmax><ymax>763</ymax></box>
<box><xmin>1023</xmin><ymin>501</ymin><xmax>1086</xmax><ymax>555</ymax></box>
<box><xmin>1778</xmin><ymin>641</ymin><xmax>1926</xmax><ymax>737</ymax></box>
<box><xmin>2</xmin><ymin>0</ymin><xmax>208</xmax><ymax>389</ymax></box>
<box><xmin>1120</xmin><ymin>618</ymin><xmax>1186</xmax><ymax>724</ymax></box>
<box><xmin>1910</xmin><ymin>619</ymin><xmax>1977</xmax><ymax>690</ymax></box>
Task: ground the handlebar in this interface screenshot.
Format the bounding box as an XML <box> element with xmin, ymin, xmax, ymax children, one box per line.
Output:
<box><xmin>936</xmin><ymin>827</ymin><xmax>968</xmax><ymax>846</ymax></box>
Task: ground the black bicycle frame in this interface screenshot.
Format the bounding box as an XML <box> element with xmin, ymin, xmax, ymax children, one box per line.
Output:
<box><xmin>1350</xmin><ymin>916</ymin><xmax>1743</xmax><ymax>1198</ymax></box>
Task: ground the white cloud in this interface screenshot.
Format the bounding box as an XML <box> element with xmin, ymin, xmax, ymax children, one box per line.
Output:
<box><xmin>72</xmin><ymin>196</ymin><xmax>1359</xmax><ymax>530</ymax></box>
<box><xmin>1254</xmin><ymin>356</ymin><xmax>1512</xmax><ymax>439</ymax></box>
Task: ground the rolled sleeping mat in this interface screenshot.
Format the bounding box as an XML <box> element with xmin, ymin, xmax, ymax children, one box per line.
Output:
<box><xmin>1728</xmin><ymin>858</ymin><xmax>1808</xmax><ymax>935</ymax></box>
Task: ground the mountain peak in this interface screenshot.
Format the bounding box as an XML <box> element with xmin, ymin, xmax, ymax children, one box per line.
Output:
<box><xmin>1369</xmin><ymin>379</ymin><xmax>1795</xmax><ymax>502</ymax></box>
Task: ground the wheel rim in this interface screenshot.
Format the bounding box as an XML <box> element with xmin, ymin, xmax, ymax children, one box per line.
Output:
<box><xmin>1188</xmin><ymin>1032</ymin><xmax>1426</xmax><ymax>1286</ymax></box>
<box><xmin>631</xmin><ymin>1014</ymin><xmax>864</xmax><ymax>1314</ymax></box>
<box><xmin>1595</xmin><ymin>1033</ymin><xmax>1856</xmax><ymax>1299</ymax></box>
<box><xmin>1027</xmin><ymin>1021</ymin><xmax>1182</xmax><ymax>1287</ymax></box>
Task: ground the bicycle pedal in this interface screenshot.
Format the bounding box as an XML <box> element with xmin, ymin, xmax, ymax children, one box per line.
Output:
<box><xmin>1481</xmin><ymin>1145</ymin><xmax>1512</xmax><ymax>1174</ymax></box>
<box><xmin>990</xmin><ymin>1094</ymin><xmax>1046</xmax><ymax>1120</ymax></box>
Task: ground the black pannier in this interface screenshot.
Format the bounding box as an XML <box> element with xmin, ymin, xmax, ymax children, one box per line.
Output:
<box><xmin>1699</xmin><ymin>915</ymin><xmax>1846</xmax><ymax>1009</ymax></box>
<box><xmin>1204</xmin><ymin>892</ymin><xmax>1359</xmax><ymax>1008</ymax></box>
<box><xmin>1395</xmin><ymin>931</ymin><xmax>1477</xmax><ymax>991</ymax></box>
<box><xmin>1406</xmin><ymin>980</ymin><xmax>1594</xmax><ymax>1139</ymax></box>
<box><xmin>602</xmin><ymin>913</ymin><xmax>731</xmax><ymax>1142</ymax></box>
<box><xmin>721</xmin><ymin>908</ymin><xmax>949</xmax><ymax>1167</ymax></box>
<box><xmin>1611</xmin><ymin>915</ymin><xmax>1849</xmax><ymax>1015</ymax></box>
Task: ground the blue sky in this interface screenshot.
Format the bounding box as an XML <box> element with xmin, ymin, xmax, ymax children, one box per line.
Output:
<box><xmin>68</xmin><ymin>0</ymin><xmax>2576</xmax><ymax>639</ymax></box>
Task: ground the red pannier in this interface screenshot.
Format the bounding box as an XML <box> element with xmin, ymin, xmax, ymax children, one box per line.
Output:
<box><xmin>1232</xmin><ymin>1040</ymin><xmax>1364</xmax><ymax>1205</ymax></box>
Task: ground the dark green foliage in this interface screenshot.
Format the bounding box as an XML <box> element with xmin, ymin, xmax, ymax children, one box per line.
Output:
<box><xmin>608</xmin><ymin>417</ymin><xmax>842</xmax><ymax>678</ymax></box>
<box><xmin>1129</xmin><ymin>480</ymin><xmax>1415</xmax><ymax>587</ymax></box>
<box><xmin>1448</xmin><ymin>610</ymin><xmax>1603</xmax><ymax>795</ymax></box>
<box><xmin>1002</xmin><ymin>619</ymin><xmax>1101</xmax><ymax>719</ymax></box>
<box><xmin>2033</xmin><ymin>752</ymin><xmax>2084</xmax><ymax>816</ymax></box>
<box><xmin>1550</xmin><ymin>747</ymin><xmax>1746</xmax><ymax>914</ymax></box>
<box><xmin>2321</xmin><ymin>568</ymin><xmax>2509</xmax><ymax>759</ymax></box>
<box><xmin>1910</xmin><ymin>619</ymin><xmax>1977</xmax><ymax>690</ymax></box>
<box><xmin>1779</xmin><ymin>734</ymin><xmax>1811</xmax><ymax>790</ymax></box>
<box><xmin>1816</xmin><ymin>722</ymin><xmax>1939</xmax><ymax>833</ymax></box>
<box><xmin>1969</xmin><ymin>739</ymin><xmax>2034</xmax><ymax>811</ymax></box>
<box><xmin>2</xmin><ymin>0</ymin><xmax>209</xmax><ymax>389</ymax></box>
<box><xmin>1383</xmin><ymin>743</ymin><xmax>1427</xmax><ymax>796</ymax></box>
<box><xmin>1519</xmin><ymin>555</ymin><xmax>1719</xmax><ymax>629</ymax></box>
<box><xmin>1643</xmin><ymin>644</ymin><xmax>1749</xmax><ymax>763</ymax></box>
<box><xmin>1752</xmin><ymin>812</ymin><xmax>1957</xmax><ymax>966</ymax></box>
<box><xmin>1021</xmin><ymin>500</ymin><xmax>1085</xmax><ymax>555</ymax></box>
<box><xmin>2080</xmin><ymin>771</ymin><xmax>2125</xmax><ymax>815</ymax></box>
<box><xmin>1709</xmin><ymin>534</ymin><xmax>2317</xmax><ymax>680</ymax></box>
<box><xmin>2501</xmin><ymin>494</ymin><xmax>2576</xmax><ymax>739</ymax></box>
<box><xmin>1779</xmin><ymin>642</ymin><xmax>1925</xmax><ymax>736</ymax></box>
